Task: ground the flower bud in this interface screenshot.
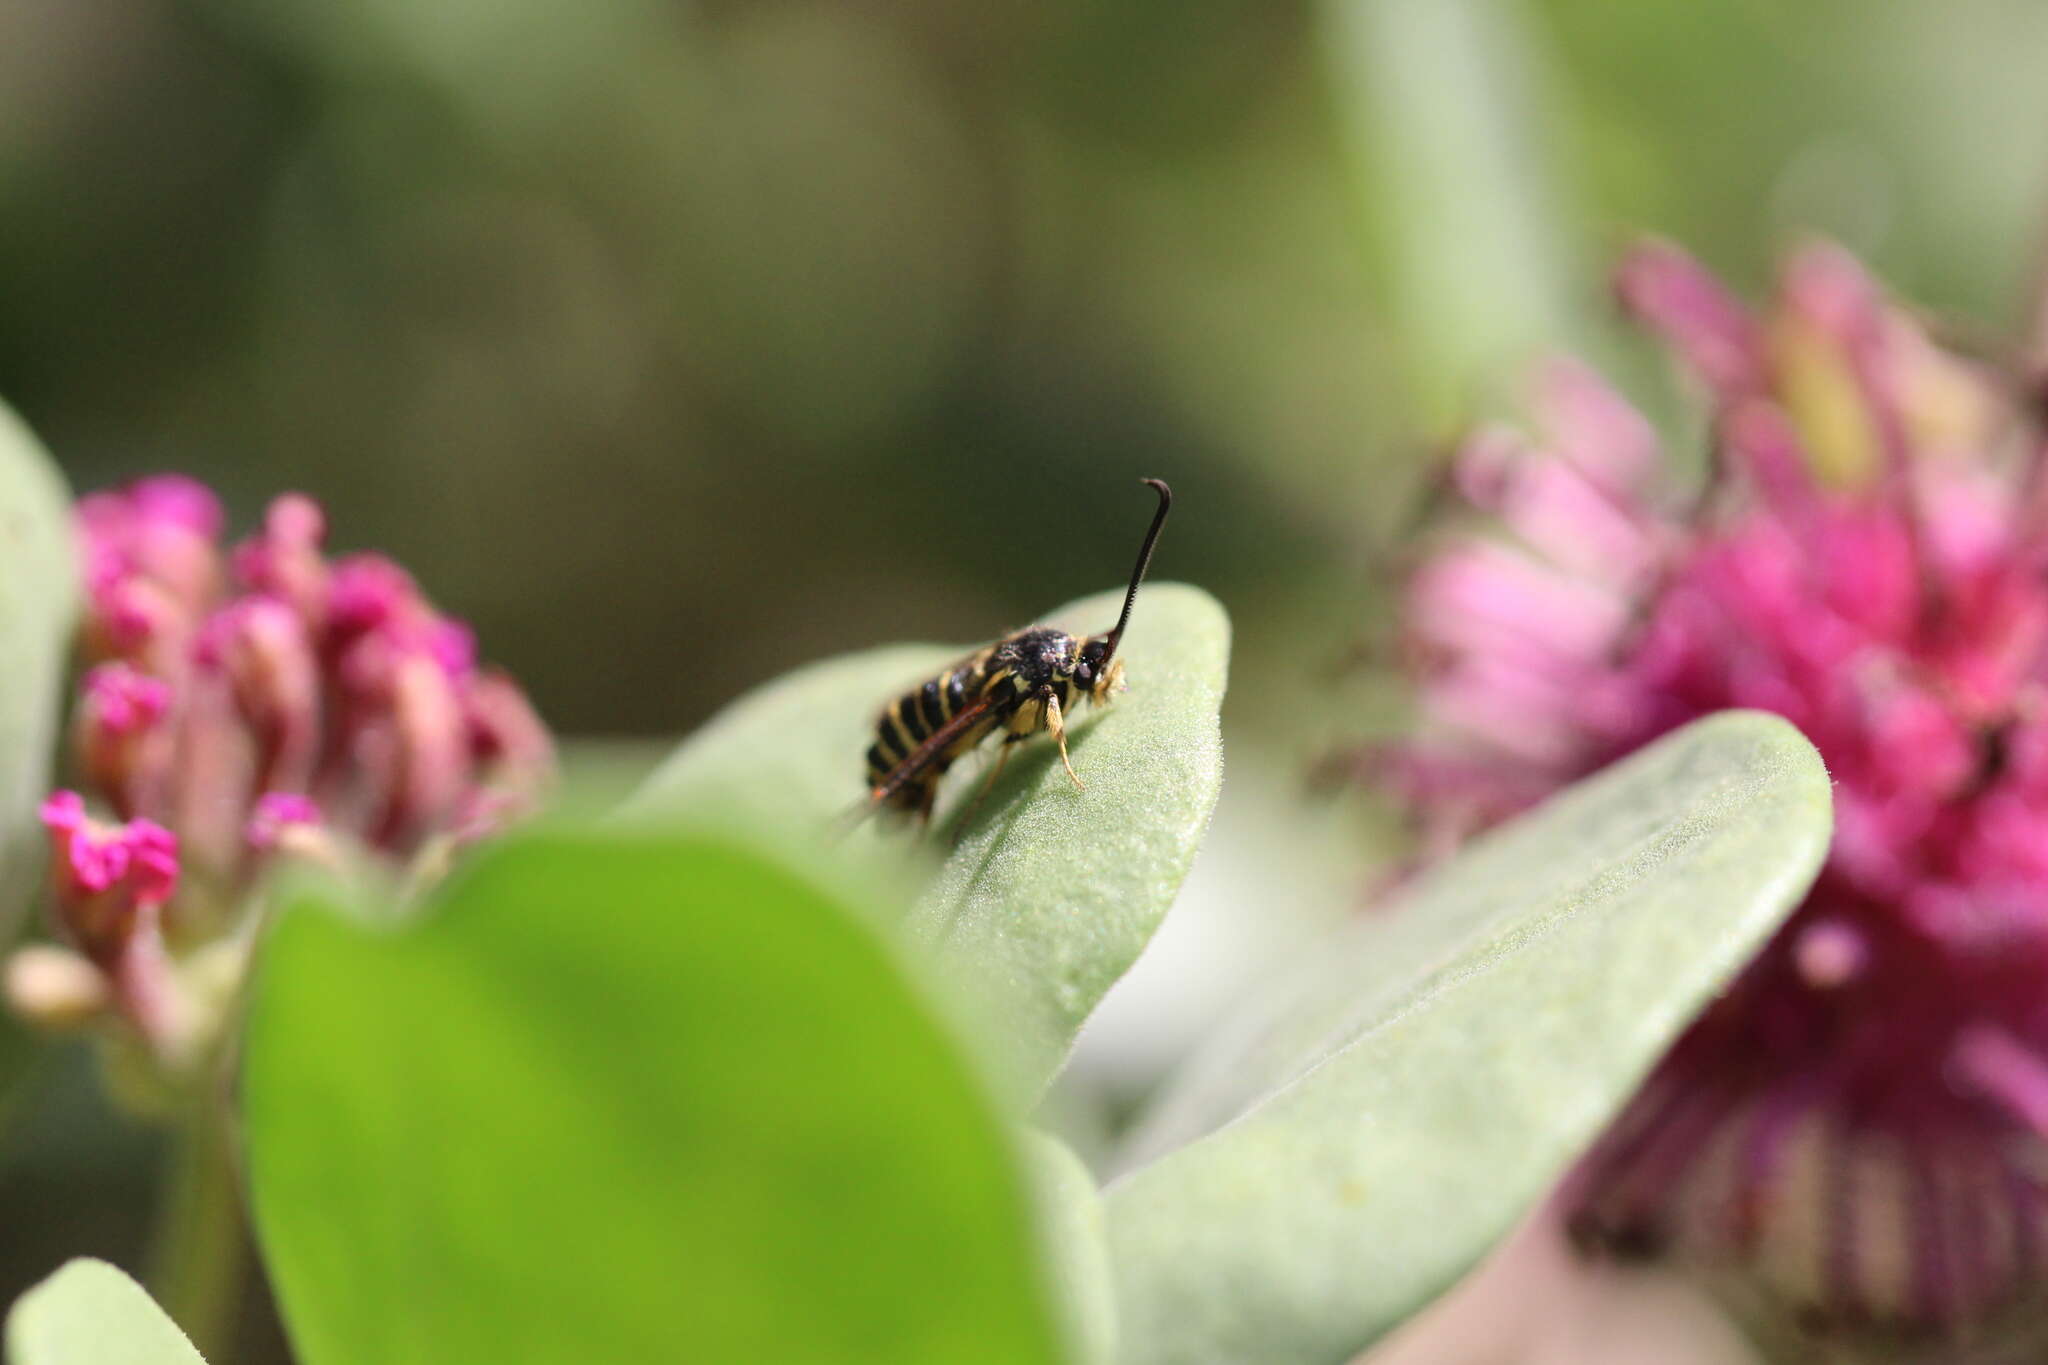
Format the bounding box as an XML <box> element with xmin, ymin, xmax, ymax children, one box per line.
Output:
<box><xmin>339</xmin><ymin>631</ymin><xmax>471</xmax><ymax>852</ymax></box>
<box><xmin>327</xmin><ymin>553</ymin><xmax>432</xmax><ymax>647</ymax></box>
<box><xmin>243</xmin><ymin>791</ymin><xmax>338</xmax><ymax>877</ymax></box>
<box><xmin>162</xmin><ymin>675</ymin><xmax>256</xmax><ymax>887</ymax></box>
<box><xmin>38</xmin><ymin>792</ymin><xmax>187</xmax><ymax>1054</ymax></box>
<box><xmin>75</xmin><ymin>476</ymin><xmax>226</xmax><ymax>688</ymax></box>
<box><xmin>431</xmin><ymin>617</ymin><xmax>477</xmax><ymax>678</ymax></box>
<box><xmin>78</xmin><ymin>475</ymin><xmax>222</xmax><ymax>592</ymax></box>
<box><xmin>231</xmin><ymin>493</ymin><xmax>330</xmax><ymax>629</ymax></box>
<box><xmin>40</xmin><ymin>791</ymin><xmax>178</xmax><ymax>966</ymax></box>
<box><xmin>465</xmin><ymin>668</ymin><xmax>555</xmax><ymax>802</ymax></box>
<box><xmin>73</xmin><ymin>664</ymin><xmax>173</xmax><ymax>820</ymax></box>
<box><xmin>199</xmin><ymin>596</ymin><xmax>321</xmax><ymax>798</ymax></box>
<box><xmin>245</xmin><ymin>791</ymin><xmax>321</xmax><ymax>849</ymax></box>
<box><xmin>4</xmin><ymin>944</ymin><xmax>111</xmax><ymax>1030</ymax></box>
<box><xmin>83</xmin><ymin>573</ymin><xmax>194</xmax><ymax>677</ymax></box>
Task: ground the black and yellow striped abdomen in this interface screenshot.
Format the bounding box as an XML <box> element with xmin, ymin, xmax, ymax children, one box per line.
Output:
<box><xmin>864</xmin><ymin>627</ymin><xmax>1088</xmax><ymax>815</ymax></box>
<box><xmin>864</xmin><ymin>647</ymin><xmax>997</xmax><ymax>800</ymax></box>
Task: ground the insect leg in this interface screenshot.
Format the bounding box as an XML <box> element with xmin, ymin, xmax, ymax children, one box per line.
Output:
<box><xmin>954</xmin><ymin>742</ymin><xmax>1016</xmax><ymax>836</ymax></box>
<box><xmin>1041</xmin><ymin>686</ymin><xmax>1083</xmax><ymax>791</ymax></box>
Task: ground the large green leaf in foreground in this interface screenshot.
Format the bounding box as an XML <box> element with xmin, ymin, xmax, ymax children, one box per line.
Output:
<box><xmin>0</xmin><ymin>399</ymin><xmax>74</xmax><ymax>939</ymax></box>
<box><xmin>6</xmin><ymin>1259</ymin><xmax>205</xmax><ymax>1365</ymax></box>
<box><xmin>242</xmin><ymin>831</ymin><xmax>1068</xmax><ymax>1365</ymax></box>
<box><xmin>631</xmin><ymin>583</ymin><xmax>1229</xmax><ymax>1094</ymax></box>
<box><xmin>1106</xmin><ymin>712</ymin><xmax>1832</xmax><ymax>1365</ymax></box>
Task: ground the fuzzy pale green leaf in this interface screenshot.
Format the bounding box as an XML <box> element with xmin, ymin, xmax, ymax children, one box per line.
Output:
<box><xmin>242</xmin><ymin>829</ymin><xmax>1069</xmax><ymax>1365</ymax></box>
<box><xmin>0</xmin><ymin>399</ymin><xmax>74</xmax><ymax>939</ymax></box>
<box><xmin>628</xmin><ymin>641</ymin><xmax>950</xmax><ymax>842</ymax></box>
<box><xmin>631</xmin><ymin>583</ymin><xmax>1229</xmax><ymax>1095</ymax></box>
<box><xmin>1105</xmin><ymin>712</ymin><xmax>1832</xmax><ymax>1365</ymax></box>
<box><xmin>1027</xmin><ymin>1133</ymin><xmax>1116</xmax><ymax>1365</ymax></box>
<box><xmin>6</xmin><ymin>1260</ymin><xmax>206</xmax><ymax>1365</ymax></box>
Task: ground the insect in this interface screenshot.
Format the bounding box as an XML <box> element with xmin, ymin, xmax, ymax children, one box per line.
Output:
<box><xmin>861</xmin><ymin>477</ymin><xmax>1173</xmax><ymax>825</ymax></box>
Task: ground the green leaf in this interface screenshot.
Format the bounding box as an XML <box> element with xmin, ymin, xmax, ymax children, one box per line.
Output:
<box><xmin>241</xmin><ymin>829</ymin><xmax>1071</xmax><ymax>1365</ymax></box>
<box><xmin>0</xmin><ymin>398</ymin><xmax>74</xmax><ymax>940</ymax></box>
<box><xmin>548</xmin><ymin>737</ymin><xmax>670</xmax><ymax>819</ymax></box>
<box><xmin>1026</xmin><ymin>1133</ymin><xmax>1116</xmax><ymax>1365</ymax></box>
<box><xmin>1103</xmin><ymin>711</ymin><xmax>1831</xmax><ymax>1365</ymax></box>
<box><xmin>631</xmin><ymin>583</ymin><xmax>1230</xmax><ymax>1095</ymax></box>
<box><xmin>629</xmin><ymin>639</ymin><xmax>952</xmax><ymax>845</ymax></box>
<box><xmin>6</xmin><ymin>1259</ymin><xmax>206</xmax><ymax>1365</ymax></box>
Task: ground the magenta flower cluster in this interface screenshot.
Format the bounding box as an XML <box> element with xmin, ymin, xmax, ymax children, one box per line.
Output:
<box><xmin>1376</xmin><ymin>241</ymin><xmax>2048</xmax><ymax>1338</ymax></box>
<box><xmin>38</xmin><ymin>476</ymin><xmax>551</xmax><ymax>1049</ymax></box>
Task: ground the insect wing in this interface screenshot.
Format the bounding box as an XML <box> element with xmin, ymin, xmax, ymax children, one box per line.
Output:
<box><xmin>868</xmin><ymin>693</ymin><xmax>1000</xmax><ymax>807</ymax></box>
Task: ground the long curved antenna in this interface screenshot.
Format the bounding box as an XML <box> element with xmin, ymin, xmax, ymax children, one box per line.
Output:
<box><xmin>1096</xmin><ymin>478</ymin><xmax>1172</xmax><ymax>668</ymax></box>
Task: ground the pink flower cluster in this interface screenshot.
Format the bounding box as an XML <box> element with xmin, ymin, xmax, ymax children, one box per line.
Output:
<box><xmin>1373</xmin><ymin>241</ymin><xmax>2048</xmax><ymax>1339</ymax></box>
<box><xmin>42</xmin><ymin>477</ymin><xmax>552</xmax><ymax>1025</ymax></box>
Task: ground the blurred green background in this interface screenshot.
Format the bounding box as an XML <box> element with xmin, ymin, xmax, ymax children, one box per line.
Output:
<box><xmin>3</xmin><ymin>0</ymin><xmax>2048</xmax><ymax>1357</ymax></box>
<box><xmin>10</xmin><ymin>0</ymin><xmax>2047</xmax><ymax>753</ymax></box>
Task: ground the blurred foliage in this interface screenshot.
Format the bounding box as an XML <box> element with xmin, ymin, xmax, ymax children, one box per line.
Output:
<box><xmin>225</xmin><ymin>712</ymin><xmax>1827</xmax><ymax>1365</ymax></box>
<box><xmin>4</xmin><ymin>0</ymin><xmax>2048</xmax><ymax>1356</ymax></box>
<box><xmin>7</xmin><ymin>0</ymin><xmax>2046</xmax><ymax>752</ymax></box>
<box><xmin>244</xmin><ymin>829</ymin><xmax>1073</xmax><ymax>1365</ymax></box>
<box><xmin>7</xmin><ymin>1259</ymin><xmax>205</xmax><ymax>1364</ymax></box>
<box><xmin>0</xmin><ymin>400</ymin><xmax>72</xmax><ymax>941</ymax></box>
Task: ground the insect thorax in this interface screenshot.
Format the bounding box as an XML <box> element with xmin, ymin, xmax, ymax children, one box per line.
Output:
<box><xmin>984</xmin><ymin>626</ymin><xmax>1127</xmax><ymax>712</ymax></box>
